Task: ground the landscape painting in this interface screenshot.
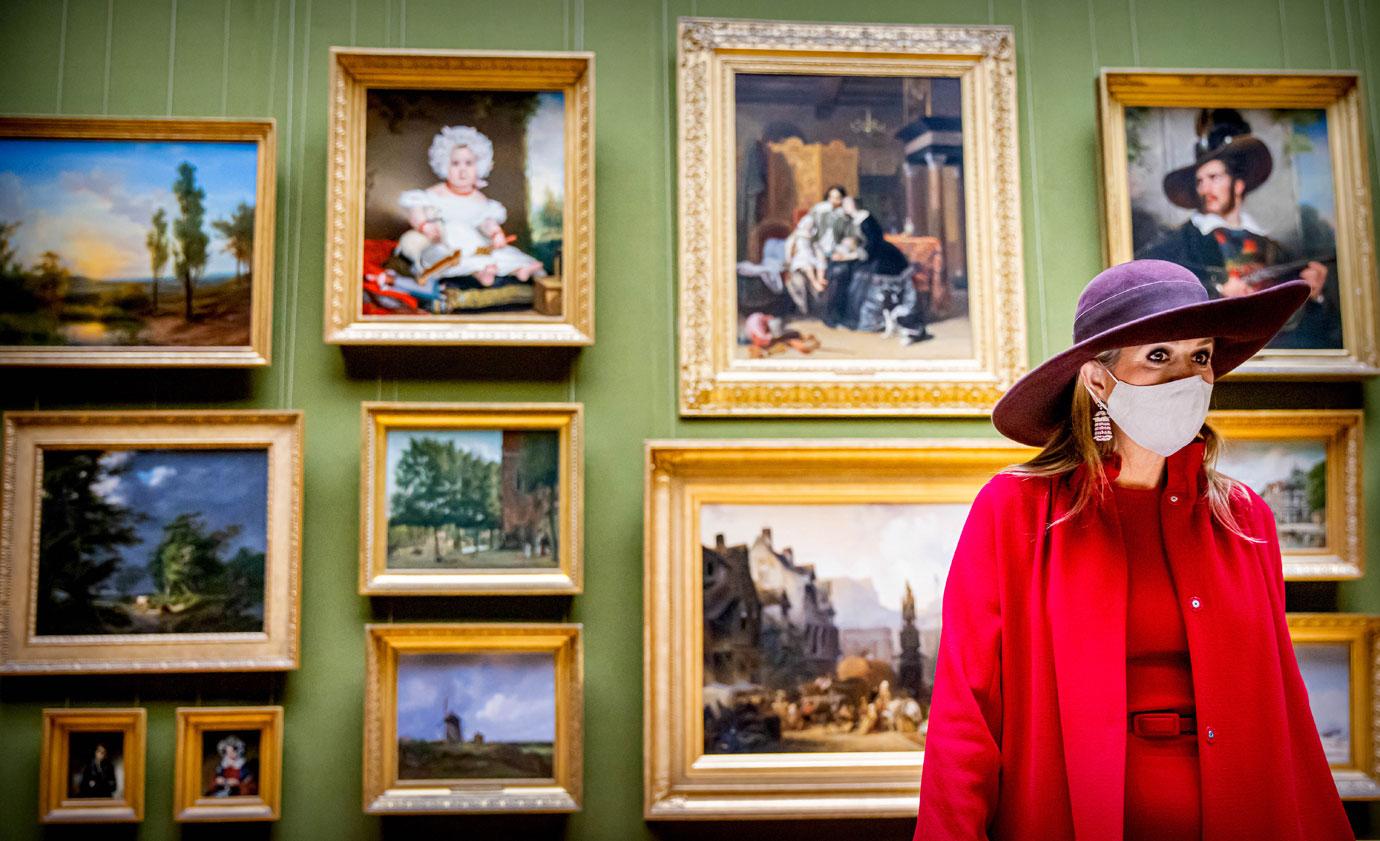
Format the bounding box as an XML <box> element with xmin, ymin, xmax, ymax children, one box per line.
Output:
<box><xmin>699</xmin><ymin>502</ymin><xmax>967</xmax><ymax>755</ymax></box>
<box><xmin>0</xmin><ymin>134</ymin><xmax>261</xmax><ymax>350</ymax></box>
<box><xmin>385</xmin><ymin>428</ymin><xmax>560</xmax><ymax>569</ymax></box>
<box><xmin>35</xmin><ymin>447</ymin><xmax>269</xmax><ymax>636</ymax></box>
<box><xmin>1217</xmin><ymin>439</ymin><xmax>1327</xmax><ymax>549</ymax></box>
<box><xmin>395</xmin><ymin>652</ymin><xmax>556</xmax><ymax>781</ymax></box>
<box><xmin>1295</xmin><ymin>642</ymin><xmax>1352</xmax><ymax>765</ymax></box>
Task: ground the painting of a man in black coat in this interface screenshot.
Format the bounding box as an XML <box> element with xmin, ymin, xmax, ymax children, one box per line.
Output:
<box><xmin>70</xmin><ymin>736</ymin><xmax>120</xmax><ymax>798</ymax></box>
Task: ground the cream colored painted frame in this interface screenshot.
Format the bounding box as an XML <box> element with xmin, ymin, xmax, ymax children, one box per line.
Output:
<box><xmin>676</xmin><ymin>18</ymin><xmax>1026</xmax><ymax>416</ymax></box>
<box><xmin>40</xmin><ymin>708</ymin><xmax>146</xmax><ymax>823</ymax></box>
<box><xmin>360</xmin><ymin>402</ymin><xmax>583</xmax><ymax>595</ymax></box>
<box><xmin>323</xmin><ymin>48</ymin><xmax>594</xmax><ymax>346</ymax></box>
<box><xmin>0</xmin><ymin>411</ymin><xmax>304</xmax><ymax>673</ymax></box>
<box><xmin>174</xmin><ymin>706</ymin><xmax>283</xmax><ymax>821</ymax></box>
<box><xmin>1288</xmin><ymin>614</ymin><xmax>1380</xmax><ymax>799</ymax></box>
<box><xmin>644</xmin><ymin>439</ymin><xmax>1036</xmax><ymax>818</ymax></box>
<box><xmin>1209</xmin><ymin>409</ymin><xmax>1364</xmax><ymax>580</ymax></box>
<box><xmin>0</xmin><ymin>116</ymin><xmax>276</xmax><ymax>367</ymax></box>
<box><xmin>363</xmin><ymin>623</ymin><xmax>583</xmax><ymax>813</ymax></box>
<box><xmin>1098</xmin><ymin>70</ymin><xmax>1380</xmax><ymax>377</ymax></box>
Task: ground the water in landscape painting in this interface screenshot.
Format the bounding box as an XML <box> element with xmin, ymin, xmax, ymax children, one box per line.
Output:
<box><xmin>385</xmin><ymin>428</ymin><xmax>559</xmax><ymax>569</ymax></box>
<box><xmin>35</xmin><ymin>448</ymin><xmax>268</xmax><ymax>636</ymax></box>
<box><xmin>396</xmin><ymin>652</ymin><xmax>555</xmax><ymax>780</ymax></box>
<box><xmin>0</xmin><ymin>138</ymin><xmax>259</xmax><ymax>347</ymax></box>
<box><xmin>1217</xmin><ymin>439</ymin><xmax>1327</xmax><ymax>548</ymax></box>
<box><xmin>1295</xmin><ymin>642</ymin><xmax>1351</xmax><ymax>764</ymax></box>
<box><xmin>700</xmin><ymin>502</ymin><xmax>967</xmax><ymax>754</ymax></box>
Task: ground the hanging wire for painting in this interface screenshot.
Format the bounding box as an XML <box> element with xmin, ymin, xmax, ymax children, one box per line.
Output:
<box><xmin>282</xmin><ymin>0</ymin><xmax>314</xmax><ymax>411</ymax></box>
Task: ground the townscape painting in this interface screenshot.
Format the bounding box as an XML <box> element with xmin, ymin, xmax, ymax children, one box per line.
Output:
<box><xmin>40</xmin><ymin>708</ymin><xmax>145</xmax><ymax>823</ymax></box>
<box><xmin>0</xmin><ymin>117</ymin><xmax>275</xmax><ymax>366</ymax></box>
<box><xmin>1287</xmin><ymin>614</ymin><xmax>1380</xmax><ymax>798</ymax></box>
<box><xmin>174</xmin><ymin>706</ymin><xmax>282</xmax><ymax>821</ymax></box>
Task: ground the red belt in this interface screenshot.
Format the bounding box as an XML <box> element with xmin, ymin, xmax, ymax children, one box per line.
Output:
<box><xmin>1129</xmin><ymin>711</ymin><xmax>1196</xmax><ymax>738</ymax></box>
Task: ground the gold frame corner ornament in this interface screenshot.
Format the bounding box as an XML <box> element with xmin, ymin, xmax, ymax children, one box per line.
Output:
<box><xmin>173</xmin><ymin>705</ymin><xmax>284</xmax><ymax>822</ymax></box>
<box><xmin>322</xmin><ymin>48</ymin><xmax>595</xmax><ymax>347</ymax></box>
<box><xmin>675</xmin><ymin>18</ymin><xmax>1027</xmax><ymax>416</ymax></box>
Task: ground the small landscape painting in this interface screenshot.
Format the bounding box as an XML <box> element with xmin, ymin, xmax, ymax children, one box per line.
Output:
<box><xmin>1294</xmin><ymin>642</ymin><xmax>1351</xmax><ymax>765</ymax></box>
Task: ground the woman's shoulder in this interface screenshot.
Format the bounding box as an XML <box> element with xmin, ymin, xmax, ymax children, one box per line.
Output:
<box><xmin>969</xmin><ymin>470</ymin><xmax>1056</xmax><ymax>520</ymax></box>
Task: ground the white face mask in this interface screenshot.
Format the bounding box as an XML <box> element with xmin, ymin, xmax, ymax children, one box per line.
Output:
<box><xmin>1085</xmin><ymin>366</ymin><xmax>1213</xmax><ymax>457</ymax></box>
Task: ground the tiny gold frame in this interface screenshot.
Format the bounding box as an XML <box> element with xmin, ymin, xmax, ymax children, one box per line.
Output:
<box><xmin>644</xmin><ymin>439</ymin><xmax>1035</xmax><ymax>818</ymax></box>
<box><xmin>1288</xmin><ymin>613</ymin><xmax>1380</xmax><ymax>799</ymax></box>
<box><xmin>323</xmin><ymin>48</ymin><xmax>594</xmax><ymax>346</ymax></box>
<box><xmin>676</xmin><ymin>18</ymin><xmax>1027</xmax><ymax>416</ymax></box>
<box><xmin>174</xmin><ymin>706</ymin><xmax>283</xmax><ymax>822</ymax></box>
<box><xmin>363</xmin><ymin>623</ymin><xmax>583</xmax><ymax>813</ymax></box>
<box><xmin>1209</xmin><ymin>409</ymin><xmax>1364</xmax><ymax>580</ymax></box>
<box><xmin>360</xmin><ymin>402</ymin><xmax>582</xmax><ymax>595</ymax></box>
<box><xmin>0</xmin><ymin>116</ymin><xmax>276</xmax><ymax>367</ymax></box>
<box><xmin>1098</xmin><ymin>70</ymin><xmax>1380</xmax><ymax>377</ymax></box>
<box><xmin>40</xmin><ymin>707</ymin><xmax>146</xmax><ymax>823</ymax></box>
<box><xmin>0</xmin><ymin>410</ymin><xmax>304</xmax><ymax>674</ymax></box>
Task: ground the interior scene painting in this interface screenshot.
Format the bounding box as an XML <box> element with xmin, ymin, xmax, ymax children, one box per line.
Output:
<box><xmin>200</xmin><ymin>730</ymin><xmax>261</xmax><ymax>798</ymax></box>
<box><xmin>361</xmin><ymin>90</ymin><xmax>564</xmax><ymax>319</ymax></box>
<box><xmin>34</xmin><ymin>448</ymin><xmax>269</xmax><ymax>636</ymax></box>
<box><xmin>395</xmin><ymin>652</ymin><xmax>556</xmax><ymax>780</ymax></box>
<box><xmin>734</xmin><ymin>74</ymin><xmax>971</xmax><ymax>361</ymax></box>
<box><xmin>700</xmin><ymin>502</ymin><xmax>967</xmax><ymax>754</ymax></box>
<box><xmin>1126</xmin><ymin>107</ymin><xmax>1341</xmax><ymax>349</ymax></box>
<box><xmin>1294</xmin><ymin>642</ymin><xmax>1351</xmax><ymax>765</ymax></box>
<box><xmin>1216</xmin><ymin>439</ymin><xmax>1327</xmax><ymax>549</ymax></box>
<box><xmin>384</xmin><ymin>428</ymin><xmax>560</xmax><ymax>569</ymax></box>
<box><xmin>0</xmin><ymin>138</ymin><xmax>259</xmax><ymax>348</ymax></box>
<box><xmin>67</xmin><ymin>731</ymin><xmax>125</xmax><ymax>799</ymax></box>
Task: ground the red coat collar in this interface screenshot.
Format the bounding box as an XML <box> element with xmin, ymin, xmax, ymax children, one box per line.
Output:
<box><xmin>1082</xmin><ymin>439</ymin><xmax>1207</xmax><ymax>499</ymax></box>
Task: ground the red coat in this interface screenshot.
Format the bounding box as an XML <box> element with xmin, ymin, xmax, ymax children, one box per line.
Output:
<box><xmin>914</xmin><ymin>441</ymin><xmax>1352</xmax><ymax>840</ymax></box>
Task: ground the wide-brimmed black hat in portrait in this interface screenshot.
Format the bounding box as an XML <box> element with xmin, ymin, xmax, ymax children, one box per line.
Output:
<box><xmin>1162</xmin><ymin>108</ymin><xmax>1274</xmax><ymax>210</ymax></box>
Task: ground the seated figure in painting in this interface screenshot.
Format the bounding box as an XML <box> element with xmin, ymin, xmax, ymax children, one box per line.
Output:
<box><xmin>393</xmin><ymin>125</ymin><xmax>546</xmax><ymax>295</ymax></box>
<box><xmin>206</xmin><ymin>734</ymin><xmax>258</xmax><ymax>798</ymax></box>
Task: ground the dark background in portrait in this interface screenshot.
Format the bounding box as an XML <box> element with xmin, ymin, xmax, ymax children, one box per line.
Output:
<box><xmin>1</xmin><ymin>1</ymin><xmax>1378</xmax><ymax>840</ymax></box>
<box><xmin>201</xmin><ymin>729</ymin><xmax>262</xmax><ymax>796</ymax></box>
<box><xmin>66</xmin><ymin>731</ymin><xmax>124</xmax><ymax>798</ymax></box>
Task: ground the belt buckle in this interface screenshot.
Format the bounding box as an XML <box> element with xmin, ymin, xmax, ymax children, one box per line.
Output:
<box><xmin>1132</xmin><ymin>712</ymin><xmax>1182</xmax><ymax>738</ymax></box>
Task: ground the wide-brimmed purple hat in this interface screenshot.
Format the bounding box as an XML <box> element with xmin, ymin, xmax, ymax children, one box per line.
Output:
<box><xmin>991</xmin><ymin>259</ymin><xmax>1310</xmax><ymax>447</ymax></box>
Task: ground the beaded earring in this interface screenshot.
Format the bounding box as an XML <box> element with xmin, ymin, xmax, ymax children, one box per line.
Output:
<box><xmin>1090</xmin><ymin>394</ymin><xmax>1113</xmax><ymax>442</ymax></box>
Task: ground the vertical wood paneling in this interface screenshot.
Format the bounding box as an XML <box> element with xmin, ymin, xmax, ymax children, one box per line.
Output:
<box><xmin>1133</xmin><ymin>0</ymin><xmax>1282</xmax><ymax>67</ymax></box>
<box><xmin>106</xmin><ymin>0</ymin><xmax>175</xmax><ymax>115</ymax></box>
<box><xmin>401</xmin><ymin>0</ymin><xmax>567</xmax><ymax>50</ymax></box>
<box><xmin>0</xmin><ymin>1</ymin><xmax>65</xmax><ymax>113</ymax></box>
<box><xmin>1278</xmin><ymin>0</ymin><xmax>1335</xmax><ymax>68</ymax></box>
<box><xmin>58</xmin><ymin>0</ymin><xmax>113</xmax><ymax>114</ymax></box>
<box><xmin>169</xmin><ymin>0</ymin><xmax>229</xmax><ymax>114</ymax></box>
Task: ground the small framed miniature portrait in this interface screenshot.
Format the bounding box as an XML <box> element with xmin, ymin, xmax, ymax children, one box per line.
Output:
<box><xmin>1289</xmin><ymin>614</ymin><xmax>1380</xmax><ymax>798</ymax></box>
<box><xmin>360</xmin><ymin>402</ymin><xmax>582</xmax><ymax>595</ymax></box>
<box><xmin>40</xmin><ymin>708</ymin><xmax>146</xmax><ymax>823</ymax></box>
<box><xmin>1098</xmin><ymin>70</ymin><xmax>1380</xmax><ymax>377</ymax></box>
<box><xmin>1209</xmin><ymin>409</ymin><xmax>1363</xmax><ymax>579</ymax></box>
<box><xmin>324</xmin><ymin>48</ymin><xmax>594</xmax><ymax>346</ymax></box>
<box><xmin>0</xmin><ymin>116</ymin><xmax>276</xmax><ymax>367</ymax></box>
<box><xmin>0</xmin><ymin>410</ymin><xmax>303</xmax><ymax>674</ymax></box>
<box><xmin>174</xmin><ymin>706</ymin><xmax>283</xmax><ymax>821</ymax></box>
<box><xmin>363</xmin><ymin>623</ymin><xmax>582</xmax><ymax>814</ymax></box>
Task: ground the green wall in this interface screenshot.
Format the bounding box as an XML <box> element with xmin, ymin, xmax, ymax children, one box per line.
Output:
<box><xmin>1</xmin><ymin>0</ymin><xmax>1378</xmax><ymax>838</ymax></box>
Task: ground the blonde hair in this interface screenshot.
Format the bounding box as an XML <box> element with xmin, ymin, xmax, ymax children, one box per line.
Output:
<box><xmin>1003</xmin><ymin>348</ymin><xmax>1260</xmax><ymax>540</ymax></box>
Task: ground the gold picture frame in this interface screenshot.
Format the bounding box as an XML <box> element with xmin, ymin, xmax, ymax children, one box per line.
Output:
<box><xmin>0</xmin><ymin>116</ymin><xmax>276</xmax><ymax>367</ymax></box>
<box><xmin>676</xmin><ymin>18</ymin><xmax>1026</xmax><ymax>416</ymax></box>
<box><xmin>1209</xmin><ymin>409</ymin><xmax>1363</xmax><ymax>580</ymax></box>
<box><xmin>643</xmin><ymin>439</ymin><xmax>1035</xmax><ymax>818</ymax></box>
<box><xmin>0</xmin><ymin>410</ymin><xmax>304</xmax><ymax>674</ymax></box>
<box><xmin>1098</xmin><ymin>70</ymin><xmax>1379</xmax><ymax>377</ymax></box>
<box><xmin>323</xmin><ymin>48</ymin><xmax>594</xmax><ymax>346</ymax></box>
<box><xmin>363</xmin><ymin>623</ymin><xmax>583</xmax><ymax>813</ymax></box>
<box><xmin>1288</xmin><ymin>614</ymin><xmax>1380</xmax><ymax>799</ymax></box>
<box><xmin>174</xmin><ymin>706</ymin><xmax>283</xmax><ymax>821</ymax></box>
<box><xmin>40</xmin><ymin>707</ymin><xmax>146</xmax><ymax>823</ymax></box>
<box><xmin>360</xmin><ymin>402</ymin><xmax>582</xmax><ymax>595</ymax></box>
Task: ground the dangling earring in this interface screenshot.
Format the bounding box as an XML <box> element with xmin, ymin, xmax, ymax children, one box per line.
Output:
<box><xmin>1091</xmin><ymin>395</ymin><xmax>1113</xmax><ymax>442</ymax></box>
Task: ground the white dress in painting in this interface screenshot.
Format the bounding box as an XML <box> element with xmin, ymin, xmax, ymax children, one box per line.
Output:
<box><xmin>396</xmin><ymin>186</ymin><xmax>543</xmax><ymax>279</ymax></box>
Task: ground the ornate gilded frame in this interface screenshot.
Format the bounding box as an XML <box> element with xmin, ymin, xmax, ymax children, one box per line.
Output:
<box><xmin>1209</xmin><ymin>409</ymin><xmax>1363</xmax><ymax>580</ymax></box>
<box><xmin>363</xmin><ymin>623</ymin><xmax>583</xmax><ymax>813</ymax></box>
<box><xmin>676</xmin><ymin>18</ymin><xmax>1026</xmax><ymax>416</ymax></box>
<box><xmin>323</xmin><ymin>48</ymin><xmax>594</xmax><ymax>346</ymax></box>
<box><xmin>1288</xmin><ymin>614</ymin><xmax>1380</xmax><ymax>799</ymax></box>
<box><xmin>359</xmin><ymin>402</ymin><xmax>583</xmax><ymax>595</ymax></box>
<box><xmin>174</xmin><ymin>706</ymin><xmax>283</xmax><ymax>821</ymax></box>
<box><xmin>643</xmin><ymin>439</ymin><xmax>1035</xmax><ymax>818</ymax></box>
<box><xmin>0</xmin><ymin>116</ymin><xmax>276</xmax><ymax>367</ymax></box>
<box><xmin>0</xmin><ymin>411</ymin><xmax>304</xmax><ymax>673</ymax></box>
<box><xmin>1098</xmin><ymin>70</ymin><xmax>1380</xmax><ymax>377</ymax></box>
<box><xmin>40</xmin><ymin>707</ymin><xmax>146</xmax><ymax>823</ymax></box>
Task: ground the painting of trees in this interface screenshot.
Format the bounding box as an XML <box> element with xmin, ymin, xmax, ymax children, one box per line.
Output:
<box><xmin>146</xmin><ymin>207</ymin><xmax>170</xmax><ymax>313</ymax></box>
<box><xmin>172</xmin><ymin>161</ymin><xmax>209</xmax><ymax>321</ymax></box>
<box><xmin>211</xmin><ymin>202</ymin><xmax>255</xmax><ymax>285</ymax></box>
<box><xmin>389</xmin><ymin>436</ymin><xmax>502</xmax><ymax>562</ymax></box>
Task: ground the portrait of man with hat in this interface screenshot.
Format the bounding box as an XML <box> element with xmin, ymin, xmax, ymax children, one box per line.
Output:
<box><xmin>1133</xmin><ymin>108</ymin><xmax>1341</xmax><ymax>349</ymax></box>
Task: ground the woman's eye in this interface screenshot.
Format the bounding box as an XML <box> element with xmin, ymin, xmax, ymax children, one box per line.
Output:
<box><xmin>1147</xmin><ymin>350</ymin><xmax>1167</xmax><ymax>362</ymax></box>
<box><xmin>1194</xmin><ymin>353</ymin><xmax>1212</xmax><ymax>365</ymax></box>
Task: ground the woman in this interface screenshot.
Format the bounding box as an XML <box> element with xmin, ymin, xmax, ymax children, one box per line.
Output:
<box><xmin>915</xmin><ymin>260</ymin><xmax>1351</xmax><ymax>840</ymax></box>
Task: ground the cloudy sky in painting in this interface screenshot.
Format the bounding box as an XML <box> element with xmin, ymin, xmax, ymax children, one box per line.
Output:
<box><xmin>0</xmin><ymin>138</ymin><xmax>257</xmax><ymax>280</ymax></box>
<box><xmin>396</xmin><ymin>652</ymin><xmax>555</xmax><ymax>743</ymax></box>
<box><xmin>523</xmin><ymin>92</ymin><xmax>564</xmax><ymax>227</ymax></box>
<box><xmin>1215</xmin><ymin>439</ymin><xmax>1325</xmax><ymax>493</ymax></box>
<box><xmin>1295</xmin><ymin>642</ymin><xmax>1350</xmax><ymax>747</ymax></box>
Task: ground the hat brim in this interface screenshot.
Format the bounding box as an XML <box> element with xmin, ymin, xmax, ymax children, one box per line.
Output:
<box><xmin>991</xmin><ymin>279</ymin><xmax>1311</xmax><ymax>447</ymax></box>
<box><xmin>1163</xmin><ymin>136</ymin><xmax>1273</xmax><ymax>210</ymax></box>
